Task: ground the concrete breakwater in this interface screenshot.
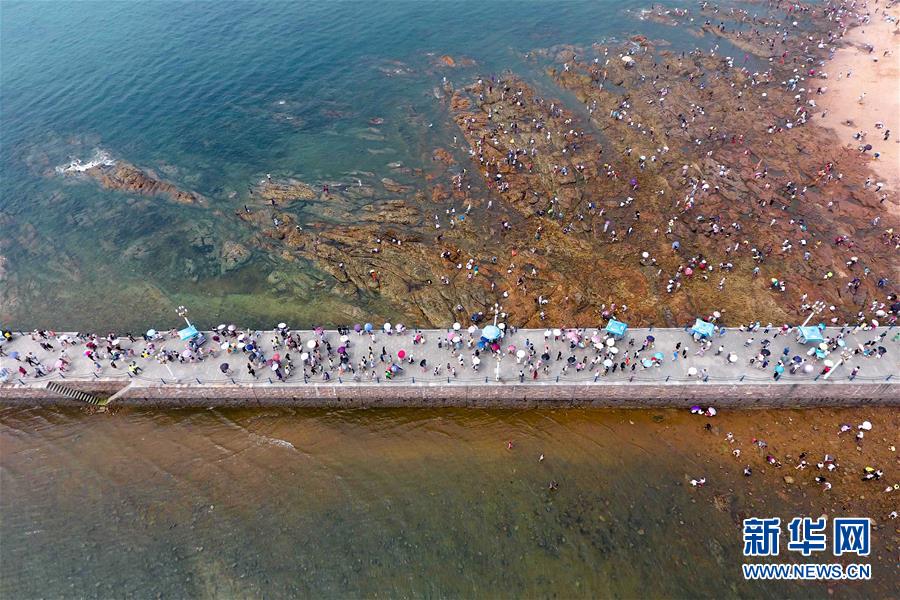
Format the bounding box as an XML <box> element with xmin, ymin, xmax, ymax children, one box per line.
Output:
<box><xmin>1</xmin><ymin>326</ymin><xmax>897</xmax><ymax>408</ymax></box>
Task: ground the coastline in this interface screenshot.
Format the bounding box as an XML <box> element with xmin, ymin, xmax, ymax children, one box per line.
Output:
<box><xmin>816</xmin><ymin>2</ymin><xmax>900</xmax><ymax>195</ymax></box>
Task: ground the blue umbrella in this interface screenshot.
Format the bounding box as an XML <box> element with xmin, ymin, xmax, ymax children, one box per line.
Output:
<box><xmin>652</xmin><ymin>352</ymin><xmax>664</xmax><ymax>361</ymax></box>
<box><xmin>482</xmin><ymin>325</ymin><xmax>502</xmax><ymax>341</ymax></box>
<box><xmin>364</xmin><ymin>323</ymin><xmax>373</xmax><ymax>332</ymax></box>
<box><xmin>641</xmin><ymin>358</ymin><xmax>653</xmax><ymax>367</ymax></box>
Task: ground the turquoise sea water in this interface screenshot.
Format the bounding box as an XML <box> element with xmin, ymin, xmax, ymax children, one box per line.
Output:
<box><xmin>0</xmin><ymin>0</ymin><xmax>702</xmax><ymax>330</ymax></box>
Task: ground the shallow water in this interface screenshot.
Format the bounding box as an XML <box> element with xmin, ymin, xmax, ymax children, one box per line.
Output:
<box><xmin>2</xmin><ymin>406</ymin><xmax>894</xmax><ymax>598</ymax></box>
<box><xmin>0</xmin><ymin>0</ymin><xmax>709</xmax><ymax>330</ymax></box>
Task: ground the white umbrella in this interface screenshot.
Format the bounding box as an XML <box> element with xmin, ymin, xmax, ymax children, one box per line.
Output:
<box><xmin>609</xmin><ymin>347</ymin><xmax>619</xmax><ymax>355</ymax></box>
<box><xmin>707</xmin><ymin>407</ymin><xmax>717</xmax><ymax>416</ymax></box>
<box><xmin>306</xmin><ymin>339</ymin><xmax>316</xmax><ymax>349</ymax></box>
<box><xmin>818</xmin><ymin>343</ymin><xmax>828</xmax><ymax>350</ymax></box>
<box><xmin>823</xmin><ymin>359</ymin><xmax>834</xmax><ymax>368</ymax></box>
<box><xmin>270</xmin><ymin>363</ymin><xmax>280</xmax><ymax>371</ymax></box>
<box><xmin>217</xmin><ymin>324</ymin><xmax>226</xmax><ymax>331</ymax></box>
<box><xmin>713</xmin><ymin>311</ymin><xmax>721</xmax><ymax>319</ymax></box>
<box><xmin>552</xmin><ymin>328</ymin><xmax>562</xmax><ymax>337</ymax></box>
<box><xmin>498</xmin><ymin>323</ymin><xmax>506</xmax><ymax>330</ymax></box>
<box><xmin>220</xmin><ymin>341</ymin><xmax>230</xmax><ymax>350</ymax></box>
<box><xmin>516</xmin><ymin>349</ymin><xmax>526</xmax><ymax>359</ymax></box>
<box><xmin>340</xmin><ymin>335</ymin><xmax>349</xmax><ymax>343</ymax></box>
<box><xmin>859</xmin><ymin>421</ymin><xmax>872</xmax><ymax>431</ymax></box>
<box><xmin>803</xmin><ymin>364</ymin><xmax>814</xmax><ymax>373</ymax></box>
<box><xmin>728</xmin><ymin>354</ymin><xmax>738</xmax><ymax>363</ymax></box>
<box><xmin>472</xmin><ymin>356</ymin><xmax>481</xmax><ymax>365</ymax></box>
<box><xmin>603</xmin><ymin>359</ymin><xmax>613</xmax><ymax>367</ymax></box>
<box><xmin>300</xmin><ymin>352</ymin><xmax>309</xmax><ymax>362</ymax></box>
<box><xmin>227</xmin><ymin>324</ymin><xmax>236</xmax><ymax>332</ymax></box>
<box><xmin>383</xmin><ymin>322</ymin><xmax>392</xmax><ymax>332</ymax></box>
<box><xmin>453</xmin><ymin>322</ymin><xmax>461</xmax><ymax>331</ymax></box>
<box><xmin>687</xmin><ymin>366</ymin><xmax>698</xmax><ymax>376</ymax></box>
<box><xmin>277</xmin><ymin>322</ymin><xmax>287</xmax><ymax>329</ymax></box>
<box><xmin>606</xmin><ymin>338</ymin><xmax>615</xmax><ymax>347</ymax></box>
<box><xmin>468</xmin><ymin>325</ymin><xmax>477</xmax><ymax>334</ymax></box>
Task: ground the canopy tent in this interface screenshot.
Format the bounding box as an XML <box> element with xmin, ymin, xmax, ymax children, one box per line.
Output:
<box><xmin>178</xmin><ymin>325</ymin><xmax>200</xmax><ymax>341</ymax></box>
<box><xmin>605</xmin><ymin>319</ymin><xmax>628</xmax><ymax>338</ymax></box>
<box><xmin>797</xmin><ymin>326</ymin><xmax>825</xmax><ymax>344</ymax></box>
<box><xmin>481</xmin><ymin>325</ymin><xmax>502</xmax><ymax>341</ymax></box>
<box><xmin>691</xmin><ymin>319</ymin><xmax>715</xmax><ymax>338</ymax></box>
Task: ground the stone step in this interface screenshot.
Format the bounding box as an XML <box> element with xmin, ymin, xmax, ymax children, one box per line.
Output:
<box><xmin>46</xmin><ymin>381</ymin><xmax>100</xmax><ymax>405</ymax></box>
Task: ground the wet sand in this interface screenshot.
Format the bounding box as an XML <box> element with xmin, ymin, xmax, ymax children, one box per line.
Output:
<box><xmin>817</xmin><ymin>3</ymin><xmax>900</xmax><ymax>194</ymax></box>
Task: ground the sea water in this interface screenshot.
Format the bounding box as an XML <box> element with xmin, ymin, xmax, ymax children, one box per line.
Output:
<box><xmin>1</xmin><ymin>0</ymin><xmax>700</xmax><ymax>331</ymax></box>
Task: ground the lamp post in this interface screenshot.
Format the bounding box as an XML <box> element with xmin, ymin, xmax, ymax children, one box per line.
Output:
<box><xmin>801</xmin><ymin>300</ymin><xmax>826</xmax><ymax>328</ymax></box>
<box><xmin>176</xmin><ymin>305</ymin><xmax>192</xmax><ymax>328</ymax></box>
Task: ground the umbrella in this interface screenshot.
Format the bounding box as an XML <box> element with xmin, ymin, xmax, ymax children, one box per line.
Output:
<box><xmin>687</xmin><ymin>366</ymin><xmax>698</xmax><ymax>376</ymax></box>
<box><xmin>220</xmin><ymin>341</ymin><xmax>230</xmax><ymax>350</ymax></box>
<box><xmin>803</xmin><ymin>364</ymin><xmax>814</xmax><ymax>373</ymax></box>
<box><xmin>451</xmin><ymin>334</ymin><xmax>460</xmax><ymax>343</ymax></box>
<box><xmin>593</xmin><ymin>342</ymin><xmax>604</xmax><ymax>350</ymax></box>
<box><xmin>238</xmin><ymin>333</ymin><xmax>247</xmax><ymax>341</ymax></box>
<box><xmin>364</xmin><ymin>323</ymin><xmax>373</xmax><ymax>332</ymax></box>
<box><xmin>591</xmin><ymin>335</ymin><xmax>602</xmax><ymax>344</ymax></box>
<box><xmin>384</xmin><ymin>322</ymin><xmax>392</xmax><ymax>332</ymax></box>
<box><xmin>217</xmin><ymin>324</ymin><xmax>226</xmax><ymax>331</ymax></box>
<box><xmin>609</xmin><ymin>347</ymin><xmax>619</xmax><ymax>355</ymax></box>
<box><xmin>9</xmin><ymin>351</ymin><xmax>19</xmax><ymax>359</ymax></box>
<box><xmin>272</xmin><ymin>353</ymin><xmax>281</xmax><ymax>363</ymax></box>
<box><xmin>354</xmin><ymin>324</ymin><xmax>362</xmax><ymax>332</ymax></box>
<box><xmin>396</xmin><ymin>323</ymin><xmax>405</xmax><ymax>332</ymax></box>
<box><xmin>490</xmin><ymin>343</ymin><xmax>500</xmax><ymax>351</ymax></box>
<box><xmin>507</xmin><ymin>344</ymin><xmax>517</xmax><ymax>352</ymax></box>
<box><xmin>398</xmin><ymin>349</ymin><xmax>407</xmax><ymax>359</ymax></box>
<box><xmin>482</xmin><ymin>325</ymin><xmax>502</xmax><ymax>341</ymax></box>
<box><xmin>146</xmin><ymin>329</ymin><xmax>157</xmax><ymax>337</ymax></box>
<box><xmin>818</xmin><ymin>343</ymin><xmax>828</xmax><ymax>350</ymax></box>
<box><xmin>300</xmin><ymin>352</ymin><xmax>309</xmax><ymax>362</ymax></box>
<box><xmin>516</xmin><ymin>349</ymin><xmax>526</xmax><ymax>359</ymax></box>
<box><xmin>567</xmin><ymin>356</ymin><xmax>576</xmax><ymax>364</ymax></box>
<box><xmin>270</xmin><ymin>363</ymin><xmax>280</xmax><ymax>371</ymax></box>
<box><xmin>498</xmin><ymin>323</ymin><xmax>506</xmax><ymax>330</ymax></box>
<box><xmin>220</xmin><ymin>363</ymin><xmax>230</xmax><ymax>373</ymax></box>
<box><xmin>685</xmin><ymin>267</ymin><xmax>693</xmax><ymax>276</ymax></box>
<box><xmin>646</xmin><ymin>335</ymin><xmax>655</xmax><ymax>342</ymax></box>
<box><xmin>338</xmin><ymin>346</ymin><xmax>346</xmax><ymax>354</ymax></box>
<box><xmin>859</xmin><ymin>421</ymin><xmax>872</xmax><ymax>431</ymax></box>
<box><xmin>775</xmin><ymin>364</ymin><xmax>784</xmax><ymax>373</ymax></box>
<box><xmin>453</xmin><ymin>322</ymin><xmax>461</xmax><ymax>331</ymax></box>
<box><xmin>641</xmin><ymin>358</ymin><xmax>653</xmax><ymax>367</ymax></box>
<box><xmin>712</xmin><ymin>311</ymin><xmax>721</xmax><ymax>319</ymax></box>
<box><xmin>467</xmin><ymin>325</ymin><xmax>477</xmax><ymax>335</ymax></box>
<box><xmin>792</xmin><ymin>355</ymin><xmax>802</xmax><ymax>363</ymax></box>
<box><xmin>277</xmin><ymin>322</ymin><xmax>287</xmax><ymax>329</ymax></box>
<box><xmin>566</xmin><ymin>330</ymin><xmax>580</xmax><ymax>341</ymax></box>
<box><xmin>472</xmin><ymin>357</ymin><xmax>481</xmax><ymax>365</ymax></box>
<box><xmin>606</xmin><ymin>338</ymin><xmax>616</xmax><ymax>347</ymax></box>
<box><xmin>761</xmin><ymin>348</ymin><xmax>771</xmax><ymax>356</ymax></box>
<box><xmin>227</xmin><ymin>325</ymin><xmax>236</xmax><ymax>332</ymax></box>
<box><xmin>541</xmin><ymin>353</ymin><xmax>551</xmax><ymax>361</ymax></box>
<box><xmin>306</xmin><ymin>339</ymin><xmax>316</xmax><ymax>349</ymax></box>
<box><xmin>552</xmin><ymin>328</ymin><xmax>562</xmax><ymax>337</ymax></box>
<box><xmin>823</xmin><ymin>359</ymin><xmax>834</xmax><ymax>368</ymax></box>
<box><xmin>707</xmin><ymin>407</ymin><xmax>717</xmax><ymax>416</ymax></box>
<box><xmin>653</xmin><ymin>352</ymin><xmax>664</xmax><ymax>361</ymax></box>
<box><xmin>340</xmin><ymin>335</ymin><xmax>349</xmax><ymax>343</ymax></box>
<box><xmin>181</xmin><ymin>350</ymin><xmax>193</xmax><ymax>358</ymax></box>
<box><xmin>245</xmin><ymin>343</ymin><xmax>255</xmax><ymax>352</ymax></box>
<box><xmin>728</xmin><ymin>353</ymin><xmax>738</xmax><ymax>363</ymax></box>
<box><xmin>603</xmin><ymin>359</ymin><xmax>613</xmax><ymax>367</ymax></box>
<box><xmin>477</xmin><ymin>340</ymin><xmax>486</xmax><ymax>349</ymax></box>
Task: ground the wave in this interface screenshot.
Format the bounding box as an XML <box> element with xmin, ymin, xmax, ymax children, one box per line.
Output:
<box><xmin>248</xmin><ymin>432</ymin><xmax>296</xmax><ymax>451</ymax></box>
<box><xmin>54</xmin><ymin>148</ymin><xmax>116</xmax><ymax>174</ymax></box>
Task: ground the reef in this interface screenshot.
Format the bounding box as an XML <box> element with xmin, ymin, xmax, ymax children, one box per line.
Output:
<box><xmin>82</xmin><ymin>161</ymin><xmax>205</xmax><ymax>205</ymax></box>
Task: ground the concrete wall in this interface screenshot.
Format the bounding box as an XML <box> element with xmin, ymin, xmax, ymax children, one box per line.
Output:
<box><xmin>2</xmin><ymin>380</ymin><xmax>896</xmax><ymax>409</ymax></box>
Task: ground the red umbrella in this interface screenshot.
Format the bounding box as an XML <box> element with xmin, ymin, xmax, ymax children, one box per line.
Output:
<box><xmin>397</xmin><ymin>349</ymin><xmax>407</xmax><ymax>359</ymax></box>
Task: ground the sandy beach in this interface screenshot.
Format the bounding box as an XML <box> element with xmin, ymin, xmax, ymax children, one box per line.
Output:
<box><xmin>817</xmin><ymin>2</ymin><xmax>900</xmax><ymax>194</ymax></box>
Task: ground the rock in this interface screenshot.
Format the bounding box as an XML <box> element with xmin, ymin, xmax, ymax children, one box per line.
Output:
<box><xmin>83</xmin><ymin>162</ymin><xmax>205</xmax><ymax>205</ymax></box>
<box><xmin>220</xmin><ymin>241</ymin><xmax>251</xmax><ymax>273</ymax></box>
<box><xmin>255</xmin><ymin>179</ymin><xmax>317</xmax><ymax>204</ymax></box>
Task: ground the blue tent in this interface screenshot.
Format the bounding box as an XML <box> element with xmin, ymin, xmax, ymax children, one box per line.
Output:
<box><xmin>605</xmin><ymin>319</ymin><xmax>628</xmax><ymax>338</ymax></box>
<box><xmin>691</xmin><ymin>319</ymin><xmax>715</xmax><ymax>338</ymax></box>
<box><xmin>481</xmin><ymin>325</ymin><xmax>502</xmax><ymax>341</ymax></box>
<box><xmin>797</xmin><ymin>326</ymin><xmax>825</xmax><ymax>344</ymax></box>
<box><xmin>178</xmin><ymin>325</ymin><xmax>199</xmax><ymax>341</ymax></box>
